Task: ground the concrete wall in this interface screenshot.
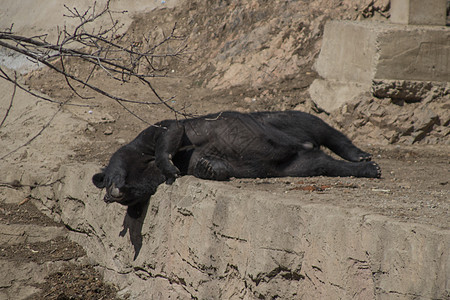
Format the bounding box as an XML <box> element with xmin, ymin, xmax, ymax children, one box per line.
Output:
<box><xmin>32</xmin><ymin>164</ymin><xmax>450</xmax><ymax>299</ymax></box>
<box><xmin>391</xmin><ymin>0</ymin><xmax>448</xmax><ymax>26</ymax></box>
<box><xmin>315</xmin><ymin>21</ymin><xmax>450</xmax><ymax>84</ymax></box>
<box><xmin>310</xmin><ymin>20</ymin><xmax>450</xmax><ymax>112</ymax></box>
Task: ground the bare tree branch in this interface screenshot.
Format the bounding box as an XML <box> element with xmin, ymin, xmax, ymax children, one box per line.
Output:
<box><xmin>0</xmin><ymin>0</ymin><xmax>191</xmax><ymax>121</ymax></box>
<box><xmin>0</xmin><ymin>66</ymin><xmax>92</xmax><ymax>107</ymax></box>
<box><xmin>0</xmin><ymin>101</ymin><xmax>63</xmax><ymax>160</ymax></box>
<box><xmin>0</xmin><ymin>67</ymin><xmax>91</xmax><ymax>162</ymax></box>
<box><xmin>0</xmin><ymin>71</ymin><xmax>16</xmax><ymax>128</ymax></box>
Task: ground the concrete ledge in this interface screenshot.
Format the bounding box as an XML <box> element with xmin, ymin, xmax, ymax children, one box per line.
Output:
<box><xmin>36</xmin><ymin>165</ymin><xmax>450</xmax><ymax>299</ymax></box>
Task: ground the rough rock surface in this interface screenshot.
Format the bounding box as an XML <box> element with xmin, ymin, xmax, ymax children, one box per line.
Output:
<box><xmin>372</xmin><ymin>80</ymin><xmax>449</xmax><ymax>103</ymax></box>
<box><xmin>32</xmin><ymin>167</ymin><xmax>450</xmax><ymax>299</ymax></box>
<box><xmin>330</xmin><ymin>95</ymin><xmax>450</xmax><ymax>145</ymax></box>
<box><xmin>176</xmin><ymin>0</ymin><xmax>391</xmax><ymax>91</ymax></box>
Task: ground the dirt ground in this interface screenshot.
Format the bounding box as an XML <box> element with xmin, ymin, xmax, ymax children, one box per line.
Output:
<box><xmin>0</xmin><ymin>200</ymin><xmax>120</xmax><ymax>299</ymax></box>
<box><xmin>0</xmin><ymin>0</ymin><xmax>449</xmax><ymax>299</ymax></box>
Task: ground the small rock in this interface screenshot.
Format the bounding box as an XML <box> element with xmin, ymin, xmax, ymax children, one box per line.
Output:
<box><xmin>104</xmin><ymin>128</ymin><xmax>113</xmax><ymax>135</ymax></box>
<box><xmin>244</xmin><ymin>97</ymin><xmax>252</xmax><ymax>103</ymax></box>
<box><xmin>412</xmin><ymin>109</ymin><xmax>439</xmax><ymax>132</ymax></box>
<box><xmin>372</xmin><ymin>188</ymin><xmax>391</xmax><ymax>193</ymax></box>
<box><xmin>341</xmin><ymin>104</ymin><xmax>349</xmax><ymax>114</ymax></box>
<box><xmin>86</xmin><ymin>125</ymin><xmax>96</xmax><ymax>133</ymax></box>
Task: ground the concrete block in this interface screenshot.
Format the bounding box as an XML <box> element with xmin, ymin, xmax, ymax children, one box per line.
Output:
<box><xmin>375</xmin><ymin>26</ymin><xmax>449</xmax><ymax>82</ymax></box>
<box><xmin>316</xmin><ymin>21</ymin><xmax>450</xmax><ymax>83</ymax></box>
<box><xmin>314</xmin><ymin>22</ymin><xmax>379</xmax><ymax>84</ymax></box>
<box><xmin>391</xmin><ymin>0</ymin><xmax>447</xmax><ymax>26</ymax></box>
<box><xmin>310</xmin><ymin>20</ymin><xmax>449</xmax><ymax>112</ymax></box>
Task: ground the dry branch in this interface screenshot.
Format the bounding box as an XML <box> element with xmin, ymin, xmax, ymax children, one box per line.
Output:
<box><xmin>0</xmin><ymin>70</ymin><xmax>16</xmax><ymax>128</ymax></box>
<box><xmin>0</xmin><ymin>0</ymin><xmax>189</xmax><ymax>121</ymax></box>
<box><xmin>0</xmin><ymin>67</ymin><xmax>93</xmax><ymax>107</ymax></box>
<box><xmin>0</xmin><ymin>101</ymin><xmax>63</xmax><ymax>161</ymax></box>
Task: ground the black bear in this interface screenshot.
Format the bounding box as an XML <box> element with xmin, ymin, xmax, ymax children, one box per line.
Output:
<box><xmin>93</xmin><ymin>111</ymin><xmax>380</xmax><ymax>218</ymax></box>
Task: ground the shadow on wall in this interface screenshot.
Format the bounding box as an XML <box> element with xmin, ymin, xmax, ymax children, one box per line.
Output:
<box><xmin>447</xmin><ymin>0</ymin><xmax>450</xmax><ymax>25</ymax></box>
<box><xmin>119</xmin><ymin>203</ymin><xmax>150</xmax><ymax>260</ymax></box>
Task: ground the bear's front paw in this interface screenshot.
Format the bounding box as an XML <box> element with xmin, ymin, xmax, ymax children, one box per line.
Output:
<box><xmin>165</xmin><ymin>173</ymin><xmax>180</xmax><ymax>185</ymax></box>
<box><xmin>193</xmin><ymin>157</ymin><xmax>217</xmax><ymax>179</ymax></box>
<box><xmin>162</xmin><ymin>163</ymin><xmax>180</xmax><ymax>185</ymax></box>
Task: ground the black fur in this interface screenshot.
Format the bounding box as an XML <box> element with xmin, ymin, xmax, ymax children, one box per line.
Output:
<box><xmin>93</xmin><ymin>111</ymin><xmax>381</xmax><ymax>217</ymax></box>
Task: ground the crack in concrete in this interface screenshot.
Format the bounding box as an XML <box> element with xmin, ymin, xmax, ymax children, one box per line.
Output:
<box><xmin>213</xmin><ymin>230</ymin><xmax>248</xmax><ymax>242</ymax></box>
<box><xmin>249</xmin><ymin>266</ymin><xmax>305</xmax><ymax>286</ymax></box>
<box><xmin>132</xmin><ymin>266</ymin><xmax>198</xmax><ymax>299</ymax></box>
<box><xmin>386</xmin><ymin>289</ymin><xmax>441</xmax><ymax>300</ymax></box>
<box><xmin>179</xmin><ymin>253</ymin><xmax>217</xmax><ymax>276</ymax></box>
<box><xmin>176</xmin><ymin>206</ymin><xmax>193</xmax><ymax>216</ymax></box>
<box><xmin>63</xmin><ymin>223</ymin><xmax>91</xmax><ymax>236</ymax></box>
<box><xmin>259</xmin><ymin>246</ymin><xmax>304</xmax><ymax>257</ymax></box>
<box><xmin>330</xmin><ymin>281</ymin><xmax>345</xmax><ymax>290</ymax></box>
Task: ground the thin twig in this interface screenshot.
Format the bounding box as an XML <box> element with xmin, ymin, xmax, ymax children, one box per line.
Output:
<box><xmin>0</xmin><ymin>177</ymin><xmax>65</xmax><ymax>189</ymax></box>
<box><xmin>60</xmin><ymin>56</ymin><xmax>94</xmax><ymax>100</ymax></box>
<box><xmin>0</xmin><ymin>72</ymin><xmax>16</xmax><ymax>128</ymax></box>
<box><xmin>0</xmin><ymin>40</ymin><xmax>166</xmax><ymax>106</ymax></box>
<box><xmin>0</xmin><ymin>103</ymin><xmax>63</xmax><ymax>160</ymax></box>
<box><xmin>18</xmin><ymin>198</ymin><xmax>30</xmax><ymax>205</ymax></box>
<box><xmin>0</xmin><ymin>66</ymin><xmax>93</xmax><ymax>107</ymax></box>
<box><xmin>0</xmin><ymin>1</ymin><xmax>190</xmax><ymax>120</ymax></box>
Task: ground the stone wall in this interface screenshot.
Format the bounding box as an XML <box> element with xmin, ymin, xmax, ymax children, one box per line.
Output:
<box><xmin>32</xmin><ymin>164</ymin><xmax>450</xmax><ymax>299</ymax></box>
<box><xmin>310</xmin><ymin>20</ymin><xmax>450</xmax><ymax>113</ymax></box>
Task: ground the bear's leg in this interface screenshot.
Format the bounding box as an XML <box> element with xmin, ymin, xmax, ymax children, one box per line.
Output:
<box><xmin>320</xmin><ymin>126</ymin><xmax>373</xmax><ymax>162</ymax></box>
<box><xmin>154</xmin><ymin>122</ymin><xmax>186</xmax><ymax>183</ymax></box>
<box><xmin>283</xmin><ymin>150</ymin><xmax>381</xmax><ymax>178</ymax></box>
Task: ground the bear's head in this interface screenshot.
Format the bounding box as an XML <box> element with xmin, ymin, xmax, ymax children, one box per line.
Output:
<box><xmin>92</xmin><ymin>149</ymin><xmax>166</xmax><ymax>217</ymax></box>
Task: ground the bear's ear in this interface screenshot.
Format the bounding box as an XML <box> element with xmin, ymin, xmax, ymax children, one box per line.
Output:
<box><xmin>92</xmin><ymin>173</ymin><xmax>106</xmax><ymax>188</ymax></box>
